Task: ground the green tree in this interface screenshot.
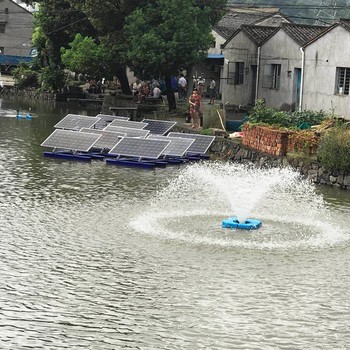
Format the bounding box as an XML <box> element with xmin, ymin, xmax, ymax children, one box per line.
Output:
<box><xmin>61</xmin><ymin>33</ymin><xmax>107</xmax><ymax>79</ymax></box>
<box><xmin>123</xmin><ymin>0</ymin><xmax>225</xmax><ymax>110</ymax></box>
<box><xmin>30</xmin><ymin>0</ymin><xmax>96</xmax><ymax>90</ymax></box>
<box><xmin>63</xmin><ymin>0</ymin><xmax>150</xmax><ymax>94</ymax></box>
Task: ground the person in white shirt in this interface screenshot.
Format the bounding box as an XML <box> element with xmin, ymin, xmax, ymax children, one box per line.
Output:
<box><xmin>153</xmin><ymin>86</ymin><xmax>161</xmax><ymax>98</ymax></box>
<box><xmin>208</xmin><ymin>78</ymin><xmax>216</xmax><ymax>104</ymax></box>
<box><xmin>178</xmin><ymin>74</ymin><xmax>187</xmax><ymax>101</ymax></box>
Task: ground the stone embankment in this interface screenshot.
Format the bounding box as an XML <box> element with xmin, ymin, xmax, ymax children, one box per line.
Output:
<box><xmin>209</xmin><ymin>136</ymin><xmax>349</xmax><ymax>191</ymax></box>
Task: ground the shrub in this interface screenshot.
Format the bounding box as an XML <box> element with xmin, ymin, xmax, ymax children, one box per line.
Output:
<box><xmin>12</xmin><ymin>63</ymin><xmax>39</xmax><ymax>89</ymax></box>
<box><xmin>248</xmin><ymin>99</ymin><xmax>328</xmax><ymax>129</ymax></box>
<box><xmin>317</xmin><ymin>126</ymin><xmax>350</xmax><ymax>173</ymax></box>
<box><xmin>288</xmin><ymin>130</ymin><xmax>320</xmax><ymax>155</ymax></box>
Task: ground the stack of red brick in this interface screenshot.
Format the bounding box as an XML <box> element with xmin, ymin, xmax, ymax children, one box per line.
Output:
<box><xmin>242</xmin><ymin>124</ymin><xmax>291</xmax><ymax>156</ymax></box>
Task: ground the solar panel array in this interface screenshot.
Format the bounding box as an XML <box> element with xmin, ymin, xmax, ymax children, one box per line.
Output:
<box><xmin>141</xmin><ymin>119</ymin><xmax>177</xmax><ymax>135</ymax></box>
<box><xmin>94</xmin><ymin>114</ymin><xmax>130</xmax><ymax>129</ymax></box>
<box><xmin>109</xmin><ymin>119</ymin><xmax>148</xmax><ymax>129</ymax></box>
<box><xmin>41</xmin><ymin>129</ymin><xmax>101</xmax><ymax>152</ymax></box>
<box><xmin>104</xmin><ymin>125</ymin><xmax>150</xmax><ymax>138</ymax></box>
<box><xmin>80</xmin><ymin>128</ymin><xmax>125</xmax><ymax>150</ymax></box>
<box><xmin>54</xmin><ymin>114</ymin><xmax>100</xmax><ymax>130</ymax></box>
<box><xmin>147</xmin><ymin>135</ymin><xmax>194</xmax><ymax>157</ymax></box>
<box><xmin>167</xmin><ymin>132</ymin><xmax>215</xmax><ymax>154</ymax></box>
<box><xmin>109</xmin><ymin>137</ymin><xmax>170</xmax><ymax>159</ymax></box>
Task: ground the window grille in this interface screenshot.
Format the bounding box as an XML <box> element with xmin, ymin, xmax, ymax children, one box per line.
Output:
<box><xmin>262</xmin><ymin>64</ymin><xmax>281</xmax><ymax>89</ymax></box>
<box><xmin>336</xmin><ymin>67</ymin><xmax>350</xmax><ymax>95</ymax></box>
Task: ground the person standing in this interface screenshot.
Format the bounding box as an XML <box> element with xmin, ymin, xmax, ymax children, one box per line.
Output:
<box><xmin>196</xmin><ymin>76</ymin><xmax>205</xmax><ymax>97</ymax></box>
<box><xmin>208</xmin><ymin>77</ymin><xmax>216</xmax><ymax>104</ymax></box>
<box><xmin>178</xmin><ymin>74</ymin><xmax>187</xmax><ymax>101</ymax></box>
<box><xmin>189</xmin><ymin>89</ymin><xmax>201</xmax><ymax>128</ymax></box>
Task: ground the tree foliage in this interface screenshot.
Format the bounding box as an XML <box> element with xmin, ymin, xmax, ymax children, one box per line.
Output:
<box><xmin>123</xmin><ymin>0</ymin><xmax>223</xmax><ymax>78</ymax></box>
<box><xmin>22</xmin><ymin>0</ymin><xmax>225</xmax><ymax>95</ymax></box>
<box><xmin>61</xmin><ymin>34</ymin><xmax>106</xmax><ymax>79</ymax></box>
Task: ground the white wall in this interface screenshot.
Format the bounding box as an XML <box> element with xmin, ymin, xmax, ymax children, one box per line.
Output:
<box><xmin>221</xmin><ymin>31</ymin><xmax>258</xmax><ymax>106</ymax></box>
<box><xmin>259</xmin><ymin>30</ymin><xmax>302</xmax><ymax>111</ymax></box>
<box><xmin>303</xmin><ymin>25</ymin><xmax>350</xmax><ymax>118</ymax></box>
<box><xmin>0</xmin><ymin>0</ymin><xmax>33</xmax><ymax>57</ymax></box>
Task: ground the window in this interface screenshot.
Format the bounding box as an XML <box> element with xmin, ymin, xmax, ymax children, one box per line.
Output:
<box><xmin>271</xmin><ymin>64</ymin><xmax>281</xmax><ymax>89</ymax></box>
<box><xmin>262</xmin><ymin>64</ymin><xmax>281</xmax><ymax>89</ymax></box>
<box><xmin>0</xmin><ymin>47</ymin><xmax>4</xmax><ymax>54</ymax></box>
<box><xmin>0</xmin><ymin>22</ymin><xmax>5</xmax><ymax>33</ymax></box>
<box><xmin>336</xmin><ymin>67</ymin><xmax>350</xmax><ymax>95</ymax></box>
<box><xmin>227</xmin><ymin>62</ymin><xmax>245</xmax><ymax>85</ymax></box>
<box><xmin>235</xmin><ymin>62</ymin><xmax>244</xmax><ymax>85</ymax></box>
<box><xmin>5</xmin><ymin>8</ymin><xmax>9</xmax><ymax>14</ymax></box>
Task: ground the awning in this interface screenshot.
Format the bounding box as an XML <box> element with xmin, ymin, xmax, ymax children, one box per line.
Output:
<box><xmin>207</xmin><ymin>53</ymin><xmax>224</xmax><ymax>59</ymax></box>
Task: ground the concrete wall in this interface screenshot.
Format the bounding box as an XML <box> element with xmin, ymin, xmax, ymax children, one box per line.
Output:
<box><xmin>259</xmin><ymin>30</ymin><xmax>302</xmax><ymax>111</ymax></box>
<box><xmin>221</xmin><ymin>31</ymin><xmax>258</xmax><ymax>106</ymax></box>
<box><xmin>0</xmin><ymin>0</ymin><xmax>33</xmax><ymax>56</ymax></box>
<box><xmin>303</xmin><ymin>25</ymin><xmax>350</xmax><ymax>118</ymax></box>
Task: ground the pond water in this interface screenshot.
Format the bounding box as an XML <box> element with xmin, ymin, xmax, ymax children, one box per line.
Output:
<box><xmin>0</xmin><ymin>96</ymin><xmax>350</xmax><ymax>349</ymax></box>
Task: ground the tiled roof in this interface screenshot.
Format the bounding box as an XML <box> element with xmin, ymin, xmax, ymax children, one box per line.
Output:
<box><xmin>339</xmin><ymin>18</ymin><xmax>350</xmax><ymax>31</ymax></box>
<box><xmin>302</xmin><ymin>19</ymin><xmax>350</xmax><ymax>47</ymax></box>
<box><xmin>240</xmin><ymin>25</ymin><xmax>280</xmax><ymax>45</ymax></box>
<box><xmin>281</xmin><ymin>23</ymin><xmax>327</xmax><ymax>46</ymax></box>
<box><xmin>214</xmin><ymin>8</ymin><xmax>284</xmax><ymax>39</ymax></box>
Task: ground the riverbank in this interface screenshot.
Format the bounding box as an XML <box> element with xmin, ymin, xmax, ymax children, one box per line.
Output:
<box><xmin>207</xmin><ymin>135</ymin><xmax>350</xmax><ymax>191</ymax></box>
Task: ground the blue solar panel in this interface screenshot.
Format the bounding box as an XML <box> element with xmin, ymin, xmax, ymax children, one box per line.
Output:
<box><xmin>41</xmin><ymin>129</ymin><xmax>101</xmax><ymax>152</ymax></box>
<box><xmin>80</xmin><ymin>128</ymin><xmax>125</xmax><ymax>150</ymax></box>
<box><xmin>104</xmin><ymin>125</ymin><xmax>149</xmax><ymax>138</ymax></box>
<box><xmin>141</xmin><ymin>119</ymin><xmax>177</xmax><ymax>135</ymax></box>
<box><xmin>109</xmin><ymin>119</ymin><xmax>148</xmax><ymax>129</ymax></box>
<box><xmin>147</xmin><ymin>135</ymin><xmax>194</xmax><ymax>157</ymax></box>
<box><xmin>54</xmin><ymin>114</ymin><xmax>100</xmax><ymax>130</ymax></box>
<box><xmin>94</xmin><ymin>114</ymin><xmax>130</xmax><ymax>129</ymax></box>
<box><xmin>168</xmin><ymin>132</ymin><xmax>215</xmax><ymax>154</ymax></box>
<box><xmin>108</xmin><ymin>137</ymin><xmax>170</xmax><ymax>159</ymax></box>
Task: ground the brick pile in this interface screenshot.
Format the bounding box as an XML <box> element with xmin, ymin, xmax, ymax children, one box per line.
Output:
<box><xmin>242</xmin><ymin>124</ymin><xmax>291</xmax><ymax>156</ymax></box>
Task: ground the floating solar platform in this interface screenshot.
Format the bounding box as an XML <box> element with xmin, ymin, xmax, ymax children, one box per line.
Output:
<box><xmin>94</xmin><ymin>114</ymin><xmax>130</xmax><ymax>129</ymax></box>
<box><xmin>106</xmin><ymin>158</ymin><xmax>156</xmax><ymax>169</ymax></box>
<box><xmin>168</xmin><ymin>132</ymin><xmax>215</xmax><ymax>155</ymax></box>
<box><xmin>43</xmin><ymin>151</ymin><xmax>92</xmax><ymax>162</ymax></box>
<box><xmin>96</xmin><ymin>113</ymin><xmax>129</xmax><ymax>121</ymax></box>
<box><xmin>108</xmin><ymin>137</ymin><xmax>171</xmax><ymax>160</ymax></box>
<box><xmin>104</xmin><ymin>125</ymin><xmax>149</xmax><ymax>138</ymax></box>
<box><xmin>109</xmin><ymin>119</ymin><xmax>148</xmax><ymax>129</ymax></box>
<box><xmin>41</xmin><ymin>129</ymin><xmax>101</xmax><ymax>152</ymax></box>
<box><xmin>54</xmin><ymin>114</ymin><xmax>100</xmax><ymax>130</ymax></box>
<box><xmin>147</xmin><ymin>135</ymin><xmax>194</xmax><ymax>157</ymax></box>
<box><xmin>80</xmin><ymin>128</ymin><xmax>126</xmax><ymax>151</ymax></box>
<box><xmin>141</xmin><ymin>119</ymin><xmax>177</xmax><ymax>135</ymax></box>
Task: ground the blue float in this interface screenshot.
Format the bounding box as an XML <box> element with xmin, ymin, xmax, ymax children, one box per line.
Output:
<box><xmin>43</xmin><ymin>151</ymin><xmax>92</xmax><ymax>162</ymax></box>
<box><xmin>221</xmin><ymin>217</ymin><xmax>262</xmax><ymax>230</ymax></box>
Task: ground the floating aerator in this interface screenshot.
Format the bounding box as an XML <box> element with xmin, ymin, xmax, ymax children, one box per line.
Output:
<box><xmin>222</xmin><ymin>217</ymin><xmax>262</xmax><ymax>230</ymax></box>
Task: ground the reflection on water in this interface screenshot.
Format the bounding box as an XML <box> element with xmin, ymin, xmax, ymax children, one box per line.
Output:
<box><xmin>0</xmin><ymin>97</ymin><xmax>350</xmax><ymax>349</ymax></box>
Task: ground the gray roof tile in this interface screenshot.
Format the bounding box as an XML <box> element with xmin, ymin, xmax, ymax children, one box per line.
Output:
<box><xmin>214</xmin><ymin>8</ymin><xmax>286</xmax><ymax>39</ymax></box>
<box><xmin>281</xmin><ymin>23</ymin><xmax>327</xmax><ymax>46</ymax></box>
<box><xmin>240</xmin><ymin>25</ymin><xmax>280</xmax><ymax>45</ymax></box>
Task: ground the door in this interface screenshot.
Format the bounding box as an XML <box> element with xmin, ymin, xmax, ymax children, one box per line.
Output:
<box><xmin>293</xmin><ymin>68</ymin><xmax>302</xmax><ymax>111</ymax></box>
